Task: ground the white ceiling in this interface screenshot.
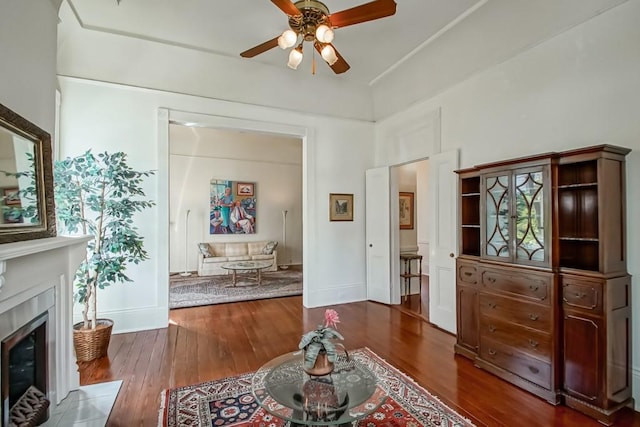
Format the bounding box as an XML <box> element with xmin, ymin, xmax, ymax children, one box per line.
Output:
<box><xmin>66</xmin><ymin>0</ymin><xmax>483</xmax><ymax>85</ymax></box>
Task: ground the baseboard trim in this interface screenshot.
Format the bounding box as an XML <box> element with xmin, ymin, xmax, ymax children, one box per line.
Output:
<box><xmin>73</xmin><ymin>306</ymin><xmax>168</xmax><ymax>334</ymax></box>
<box><xmin>304</xmin><ymin>283</ymin><xmax>366</xmax><ymax>308</ymax></box>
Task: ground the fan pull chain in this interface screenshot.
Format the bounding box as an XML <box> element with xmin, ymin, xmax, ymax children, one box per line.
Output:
<box><xmin>312</xmin><ymin>47</ymin><xmax>316</xmax><ymax>75</ymax></box>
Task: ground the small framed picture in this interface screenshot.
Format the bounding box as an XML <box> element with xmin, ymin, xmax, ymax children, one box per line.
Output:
<box><xmin>2</xmin><ymin>188</ymin><xmax>20</xmax><ymax>205</ymax></box>
<box><xmin>399</xmin><ymin>192</ymin><xmax>414</xmax><ymax>229</ymax></box>
<box><xmin>329</xmin><ymin>193</ymin><xmax>353</xmax><ymax>221</ymax></box>
<box><xmin>236</xmin><ymin>182</ymin><xmax>254</xmax><ymax>196</ymax></box>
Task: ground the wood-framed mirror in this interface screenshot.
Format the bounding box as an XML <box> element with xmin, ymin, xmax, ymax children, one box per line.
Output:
<box><xmin>0</xmin><ymin>103</ymin><xmax>56</xmax><ymax>243</ymax></box>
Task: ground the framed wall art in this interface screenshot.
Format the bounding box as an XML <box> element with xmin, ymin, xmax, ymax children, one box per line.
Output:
<box><xmin>236</xmin><ymin>182</ymin><xmax>254</xmax><ymax>196</ymax></box>
<box><xmin>210</xmin><ymin>179</ymin><xmax>256</xmax><ymax>234</ymax></box>
<box><xmin>329</xmin><ymin>193</ymin><xmax>353</xmax><ymax>221</ymax></box>
<box><xmin>399</xmin><ymin>192</ymin><xmax>414</xmax><ymax>229</ymax></box>
<box><xmin>2</xmin><ymin>188</ymin><xmax>20</xmax><ymax>205</ymax></box>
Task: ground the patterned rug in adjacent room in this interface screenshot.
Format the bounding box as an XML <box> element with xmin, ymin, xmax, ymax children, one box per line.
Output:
<box><xmin>158</xmin><ymin>347</ymin><xmax>475</xmax><ymax>427</ymax></box>
<box><xmin>169</xmin><ymin>269</ymin><xmax>302</xmax><ymax>309</ymax></box>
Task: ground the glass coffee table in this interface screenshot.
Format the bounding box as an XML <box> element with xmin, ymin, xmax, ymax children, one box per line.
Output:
<box><xmin>251</xmin><ymin>350</ymin><xmax>386</xmax><ymax>426</ymax></box>
<box><xmin>221</xmin><ymin>260</ymin><xmax>273</xmax><ymax>286</ymax></box>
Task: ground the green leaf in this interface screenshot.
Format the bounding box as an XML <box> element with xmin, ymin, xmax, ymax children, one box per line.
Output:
<box><xmin>53</xmin><ymin>150</ymin><xmax>155</xmax><ymax>328</ymax></box>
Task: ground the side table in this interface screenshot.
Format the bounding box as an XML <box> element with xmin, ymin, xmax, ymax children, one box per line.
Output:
<box><xmin>400</xmin><ymin>253</ymin><xmax>423</xmax><ymax>304</ymax></box>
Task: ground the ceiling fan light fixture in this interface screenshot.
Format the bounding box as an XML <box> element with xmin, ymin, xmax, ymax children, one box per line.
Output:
<box><xmin>315</xmin><ymin>24</ymin><xmax>334</xmax><ymax>43</ymax></box>
<box><xmin>278</xmin><ymin>29</ymin><xmax>298</xmax><ymax>49</ymax></box>
<box><xmin>320</xmin><ymin>44</ymin><xmax>338</xmax><ymax>66</ymax></box>
<box><xmin>287</xmin><ymin>45</ymin><xmax>304</xmax><ymax>69</ymax></box>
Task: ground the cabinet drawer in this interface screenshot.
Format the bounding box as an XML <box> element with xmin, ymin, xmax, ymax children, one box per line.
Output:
<box><xmin>480</xmin><ymin>315</ymin><xmax>551</xmax><ymax>362</ymax></box>
<box><xmin>480</xmin><ymin>267</ymin><xmax>551</xmax><ymax>303</ymax></box>
<box><xmin>561</xmin><ymin>277</ymin><xmax>602</xmax><ymax>314</ymax></box>
<box><xmin>480</xmin><ymin>294</ymin><xmax>551</xmax><ymax>332</ymax></box>
<box><xmin>480</xmin><ymin>336</ymin><xmax>551</xmax><ymax>390</ymax></box>
<box><xmin>458</xmin><ymin>262</ymin><xmax>478</xmax><ymax>285</ymax></box>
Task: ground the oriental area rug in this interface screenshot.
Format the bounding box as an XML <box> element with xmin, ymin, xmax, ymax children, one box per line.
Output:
<box><xmin>169</xmin><ymin>270</ymin><xmax>302</xmax><ymax>309</ymax></box>
<box><xmin>158</xmin><ymin>348</ymin><xmax>475</xmax><ymax>427</ymax></box>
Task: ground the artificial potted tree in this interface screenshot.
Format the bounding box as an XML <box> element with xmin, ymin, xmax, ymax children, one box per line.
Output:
<box><xmin>54</xmin><ymin>151</ymin><xmax>155</xmax><ymax>362</ymax></box>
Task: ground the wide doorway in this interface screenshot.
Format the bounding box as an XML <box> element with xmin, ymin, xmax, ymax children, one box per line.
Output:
<box><xmin>167</xmin><ymin>124</ymin><xmax>303</xmax><ymax>309</ymax></box>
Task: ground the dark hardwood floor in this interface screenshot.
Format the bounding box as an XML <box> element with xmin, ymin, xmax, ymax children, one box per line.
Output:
<box><xmin>79</xmin><ymin>296</ymin><xmax>640</xmax><ymax>426</ymax></box>
<box><xmin>398</xmin><ymin>274</ymin><xmax>429</xmax><ymax>320</ymax></box>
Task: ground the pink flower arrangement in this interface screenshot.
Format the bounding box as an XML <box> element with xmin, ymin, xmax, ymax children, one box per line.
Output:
<box><xmin>324</xmin><ymin>309</ymin><xmax>340</xmax><ymax>329</ymax></box>
<box><xmin>299</xmin><ymin>308</ymin><xmax>344</xmax><ymax>369</ymax></box>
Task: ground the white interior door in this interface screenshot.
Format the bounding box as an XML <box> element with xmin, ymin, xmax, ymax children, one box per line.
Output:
<box><xmin>428</xmin><ymin>150</ymin><xmax>459</xmax><ymax>332</ymax></box>
<box><xmin>366</xmin><ymin>167</ymin><xmax>391</xmax><ymax>304</ymax></box>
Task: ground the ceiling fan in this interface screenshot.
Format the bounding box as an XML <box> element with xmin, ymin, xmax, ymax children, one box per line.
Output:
<box><xmin>240</xmin><ymin>0</ymin><xmax>397</xmax><ymax>74</ymax></box>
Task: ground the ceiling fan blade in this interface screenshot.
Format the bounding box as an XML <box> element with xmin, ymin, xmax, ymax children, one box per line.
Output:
<box><xmin>329</xmin><ymin>0</ymin><xmax>396</xmax><ymax>28</ymax></box>
<box><xmin>240</xmin><ymin>37</ymin><xmax>280</xmax><ymax>58</ymax></box>
<box><xmin>271</xmin><ymin>0</ymin><xmax>301</xmax><ymax>16</ymax></box>
<box><xmin>314</xmin><ymin>42</ymin><xmax>350</xmax><ymax>74</ymax></box>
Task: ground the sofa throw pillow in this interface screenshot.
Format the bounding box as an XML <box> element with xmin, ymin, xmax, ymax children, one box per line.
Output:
<box><xmin>262</xmin><ymin>241</ymin><xmax>278</xmax><ymax>255</ymax></box>
<box><xmin>198</xmin><ymin>243</ymin><xmax>212</xmax><ymax>258</ymax></box>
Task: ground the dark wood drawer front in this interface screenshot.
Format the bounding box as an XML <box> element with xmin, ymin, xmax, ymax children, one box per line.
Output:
<box><xmin>457</xmin><ymin>261</ymin><xmax>478</xmax><ymax>285</ymax></box>
<box><xmin>480</xmin><ymin>337</ymin><xmax>551</xmax><ymax>390</ymax></box>
<box><xmin>480</xmin><ymin>315</ymin><xmax>551</xmax><ymax>362</ymax></box>
<box><xmin>481</xmin><ymin>268</ymin><xmax>551</xmax><ymax>303</ymax></box>
<box><xmin>561</xmin><ymin>278</ymin><xmax>602</xmax><ymax>314</ymax></box>
<box><xmin>480</xmin><ymin>294</ymin><xmax>551</xmax><ymax>332</ymax></box>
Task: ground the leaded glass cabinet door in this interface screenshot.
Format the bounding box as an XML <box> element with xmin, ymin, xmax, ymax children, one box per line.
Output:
<box><xmin>514</xmin><ymin>167</ymin><xmax>548</xmax><ymax>265</ymax></box>
<box><xmin>483</xmin><ymin>173</ymin><xmax>511</xmax><ymax>261</ymax></box>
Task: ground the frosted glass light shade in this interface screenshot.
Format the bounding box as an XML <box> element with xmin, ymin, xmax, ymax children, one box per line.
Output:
<box><xmin>287</xmin><ymin>47</ymin><xmax>303</xmax><ymax>69</ymax></box>
<box><xmin>278</xmin><ymin>29</ymin><xmax>297</xmax><ymax>49</ymax></box>
<box><xmin>315</xmin><ymin>24</ymin><xmax>334</xmax><ymax>43</ymax></box>
<box><xmin>321</xmin><ymin>44</ymin><xmax>338</xmax><ymax>66</ymax></box>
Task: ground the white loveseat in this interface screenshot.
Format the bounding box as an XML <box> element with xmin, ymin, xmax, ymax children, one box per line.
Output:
<box><xmin>197</xmin><ymin>241</ymin><xmax>277</xmax><ymax>276</ymax></box>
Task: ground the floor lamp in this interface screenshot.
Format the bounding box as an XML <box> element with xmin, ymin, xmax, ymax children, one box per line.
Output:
<box><xmin>180</xmin><ymin>209</ymin><xmax>192</xmax><ymax>277</ymax></box>
<box><xmin>280</xmin><ymin>209</ymin><xmax>289</xmax><ymax>270</ymax></box>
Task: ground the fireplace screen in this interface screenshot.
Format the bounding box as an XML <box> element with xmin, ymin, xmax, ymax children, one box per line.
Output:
<box><xmin>1</xmin><ymin>312</ymin><xmax>49</xmax><ymax>427</ymax></box>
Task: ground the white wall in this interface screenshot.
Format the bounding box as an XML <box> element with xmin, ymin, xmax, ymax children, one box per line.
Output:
<box><xmin>169</xmin><ymin>125</ymin><xmax>302</xmax><ymax>272</ymax></box>
<box><xmin>56</xmin><ymin>1</ymin><xmax>373</xmax><ymax>122</ymax></box>
<box><xmin>416</xmin><ymin>160</ymin><xmax>430</xmax><ymax>274</ymax></box>
<box><xmin>58</xmin><ymin>77</ymin><xmax>374</xmax><ymax>332</ymax></box>
<box><xmin>371</xmin><ymin>0</ymin><xmax>629</xmax><ymax>120</ymax></box>
<box><xmin>374</xmin><ymin>0</ymin><xmax>640</xmax><ymax>409</ymax></box>
<box><xmin>0</xmin><ymin>1</ymin><xmax>58</xmax><ymax>135</ymax></box>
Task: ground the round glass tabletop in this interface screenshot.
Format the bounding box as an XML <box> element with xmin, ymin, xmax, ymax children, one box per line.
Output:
<box><xmin>251</xmin><ymin>350</ymin><xmax>386</xmax><ymax>426</ymax></box>
<box><xmin>221</xmin><ymin>260</ymin><xmax>273</xmax><ymax>270</ymax></box>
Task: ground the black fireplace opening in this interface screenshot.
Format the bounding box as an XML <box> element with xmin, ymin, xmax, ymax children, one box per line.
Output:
<box><xmin>1</xmin><ymin>312</ymin><xmax>48</xmax><ymax>427</ymax></box>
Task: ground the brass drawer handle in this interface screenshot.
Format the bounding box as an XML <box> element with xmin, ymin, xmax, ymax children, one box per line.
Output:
<box><xmin>463</xmin><ymin>272</ymin><xmax>473</xmax><ymax>277</ymax></box>
<box><xmin>488</xmin><ymin>302</ymin><xmax>497</xmax><ymax>309</ymax></box>
<box><xmin>575</xmin><ymin>292</ymin><xmax>586</xmax><ymax>299</ymax></box>
<box><xmin>529</xmin><ymin>314</ymin><xmax>539</xmax><ymax>321</ymax></box>
<box><xmin>529</xmin><ymin>285</ymin><xmax>539</xmax><ymax>292</ymax></box>
<box><xmin>528</xmin><ymin>366</ymin><xmax>539</xmax><ymax>374</ymax></box>
<box><xmin>487</xmin><ymin>277</ymin><xmax>496</xmax><ymax>284</ymax></box>
<box><xmin>489</xmin><ymin>325</ymin><xmax>496</xmax><ymax>332</ymax></box>
<box><xmin>488</xmin><ymin>349</ymin><xmax>497</xmax><ymax>356</ymax></box>
<box><xmin>529</xmin><ymin>339</ymin><xmax>539</xmax><ymax>348</ymax></box>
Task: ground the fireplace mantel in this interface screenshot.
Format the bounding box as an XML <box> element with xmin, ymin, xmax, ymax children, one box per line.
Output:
<box><xmin>0</xmin><ymin>236</ymin><xmax>91</xmax><ymax>410</ymax></box>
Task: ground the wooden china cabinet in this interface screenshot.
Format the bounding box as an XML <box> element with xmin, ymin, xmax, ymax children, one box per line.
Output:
<box><xmin>454</xmin><ymin>145</ymin><xmax>632</xmax><ymax>425</ymax></box>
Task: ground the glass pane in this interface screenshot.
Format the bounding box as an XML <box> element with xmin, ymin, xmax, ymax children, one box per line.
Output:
<box><xmin>515</xmin><ymin>171</ymin><xmax>545</xmax><ymax>262</ymax></box>
<box><xmin>0</xmin><ymin>129</ymin><xmax>40</xmax><ymax>226</ymax></box>
<box><xmin>485</xmin><ymin>175</ymin><xmax>510</xmax><ymax>258</ymax></box>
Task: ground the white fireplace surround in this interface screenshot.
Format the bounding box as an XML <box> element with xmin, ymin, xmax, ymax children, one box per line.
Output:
<box><xmin>0</xmin><ymin>236</ymin><xmax>91</xmax><ymax>411</ymax></box>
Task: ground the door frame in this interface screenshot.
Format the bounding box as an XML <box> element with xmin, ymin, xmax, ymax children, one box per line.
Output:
<box><xmin>157</xmin><ymin>108</ymin><xmax>309</xmax><ymax>320</ymax></box>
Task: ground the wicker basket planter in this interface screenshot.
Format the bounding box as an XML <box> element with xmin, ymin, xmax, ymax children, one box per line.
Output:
<box><xmin>73</xmin><ymin>319</ymin><xmax>114</xmax><ymax>362</ymax></box>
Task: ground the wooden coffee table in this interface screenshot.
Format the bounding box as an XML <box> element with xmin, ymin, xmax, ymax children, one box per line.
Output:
<box><xmin>221</xmin><ymin>260</ymin><xmax>274</xmax><ymax>286</ymax></box>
